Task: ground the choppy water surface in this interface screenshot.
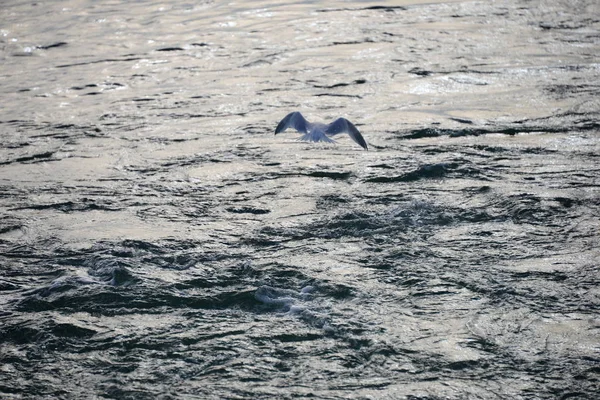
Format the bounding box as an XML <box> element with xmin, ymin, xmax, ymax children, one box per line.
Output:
<box><xmin>1</xmin><ymin>0</ymin><xmax>599</xmax><ymax>398</ymax></box>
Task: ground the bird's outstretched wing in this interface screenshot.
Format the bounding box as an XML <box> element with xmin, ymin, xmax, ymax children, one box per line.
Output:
<box><xmin>275</xmin><ymin>112</ymin><xmax>309</xmax><ymax>135</ymax></box>
<box><xmin>326</xmin><ymin>118</ymin><xmax>368</xmax><ymax>150</ymax></box>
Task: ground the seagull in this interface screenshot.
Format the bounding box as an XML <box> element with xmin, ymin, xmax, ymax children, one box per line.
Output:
<box><xmin>275</xmin><ymin>112</ymin><xmax>368</xmax><ymax>150</ymax></box>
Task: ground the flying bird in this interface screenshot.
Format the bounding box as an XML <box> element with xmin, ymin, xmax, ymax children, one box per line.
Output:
<box><xmin>275</xmin><ymin>112</ymin><xmax>368</xmax><ymax>150</ymax></box>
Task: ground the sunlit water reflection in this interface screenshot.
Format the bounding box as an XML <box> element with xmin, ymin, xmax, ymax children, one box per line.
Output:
<box><xmin>1</xmin><ymin>0</ymin><xmax>599</xmax><ymax>398</ymax></box>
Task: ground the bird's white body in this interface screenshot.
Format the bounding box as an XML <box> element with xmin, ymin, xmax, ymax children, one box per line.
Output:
<box><xmin>298</xmin><ymin>122</ymin><xmax>335</xmax><ymax>144</ymax></box>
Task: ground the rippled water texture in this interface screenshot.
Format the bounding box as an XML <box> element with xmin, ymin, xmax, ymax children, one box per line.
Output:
<box><xmin>1</xmin><ymin>0</ymin><xmax>599</xmax><ymax>398</ymax></box>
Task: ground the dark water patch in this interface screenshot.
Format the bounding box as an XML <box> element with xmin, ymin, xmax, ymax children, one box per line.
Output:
<box><xmin>0</xmin><ymin>317</ymin><xmax>98</xmax><ymax>357</ymax></box>
<box><xmin>520</xmin><ymin>146</ymin><xmax>559</xmax><ymax>155</ymax></box>
<box><xmin>0</xmin><ymin>279</ymin><xmax>20</xmax><ymax>291</ymax></box>
<box><xmin>0</xmin><ymin>321</ymin><xmax>48</xmax><ymax>345</ymax></box>
<box><xmin>397</xmin><ymin>115</ymin><xmax>600</xmax><ymax>139</ymax></box>
<box><xmin>449</xmin><ymin>117</ymin><xmax>474</xmax><ymax>124</ymax></box>
<box><xmin>36</xmin><ymin>42</ymin><xmax>68</xmax><ymax>50</ymax></box>
<box><xmin>316</xmin><ymin>194</ymin><xmax>351</xmax><ymax>210</ymax></box>
<box><xmin>0</xmin><ymin>138</ymin><xmax>30</xmax><ymax>149</ymax></box>
<box><xmin>273</xmin><ymin>332</ymin><xmax>324</xmax><ymax>342</ymax></box>
<box><xmin>310</xmin><ymin>78</ymin><xmax>367</xmax><ymax>89</ymax></box>
<box><xmin>179</xmin><ymin>328</ymin><xmax>247</xmax><ymax>346</ymax></box>
<box><xmin>365</xmin><ymin>163</ymin><xmax>453</xmax><ymax>182</ymax></box>
<box><xmin>317</xmin><ymin>6</ymin><xmax>406</xmax><ymax>13</ymax></box>
<box><xmin>132</xmin><ymin>97</ymin><xmax>155</xmax><ymax>103</ymax></box>
<box><xmin>56</xmin><ymin>56</ymin><xmax>143</xmax><ymax>68</ymax></box>
<box><xmin>409</xmin><ymin>66</ymin><xmax>500</xmax><ymax>77</ymax></box>
<box><xmin>0</xmin><ymin>215</ymin><xmax>24</xmax><ymax>234</ymax></box>
<box><xmin>96</xmin><ymin>238</ymin><xmax>231</xmax><ymax>270</ymax></box>
<box><xmin>156</xmin><ymin>47</ymin><xmax>185</xmax><ymax>52</ymax></box>
<box><xmin>251</xmin><ymin>263</ymin><xmax>316</xmax><ymax>289</ymax></box>
<box><xmin>18</xmin><ymin>286</ymin><xmax>261</xmax><ymax>315</ymax></box>
<box><xmin>321</xmin><ymin>282</ymin><xmax>354</xmax><ymax>300</ymax></box>
<box><xmin>328</xmin><ymin>38</ymin><xmax>376</xmax><ymax>47</ymax></box>
<box><xmin>408</xmin><ymin>67</ymin><xmax>433</xmax><ymax>76</ymax></box>
<box><xmin>13</xmin><ymin>198</ymin><xmax>123</xmax><ymax>213</ymax></box>
<box><xmin>259</xmin><ymin>87</ymin><xmax>285</xmax><ymax>93</ymax></box>
<box><xmin>249</xmin><ymin>169</ymin><xmax>355</xmax><ymax>183</ymax></box>
<box><xmin>0</xmin><ymin>239</ymin><xmax>66</xmax><ymax>262</ymax></box>
<box><xmin>99</xmin><ymin>386</ymin><xmax>156</xmax><ymax>400</ymax></box>
<box><xmin>172</xmin><ymin>262</ymin><xmax>259</xmax><ymax>292</ymax></box>
<box><xmin>365</xmin><ymin>161</ymin><xmax>486</xmax><ymax>183</ymax></box>
<box><xmin>463</xmin><ymin>144</ymin><xmax>515</xmax><ymax>154</ymax></box>
<box><xmin>226</xmin><ymin>206</ymin><xmax>270</xmax><ymax>214</ymax></box>
<box><xmin>5</xmin><ymin>238</ymin><xmax>247</xmax><ymax>315</ymax></box>
<box><xmin>545</xmin><ymin>83</ymin><xmax>600</xmax><ymax>99</ymax></box>
<box><xmin>250</xmin><ymin>199</ymin><xmax>457</xmax><ymax>244</ymax></box>
<box><xmin>86</xmin><ymin>258</ymin><xmax>140</xmax><ymax>287</ymax></box>
<box><xmin>302</xmin><ymin>170</ymin><xmax>354</xmax><ymax>180</ymax></box>
<box><xmin>5</xmin><ymin>121</ymin><xmax>99</xmax><ymax>142</ymax></box>
<box><xmin>51</xmin><ymin>322</ymin><xmax>97</xmax><ymax>338</ymax></box>
<box><xmin>463</xmin><ymin>185</ymin><xmax>493</xmax><ymax>195</ymax></box>
<box><xmin>447</xmin><ymin>272</ymin><xmax>552</xmax><ymax>309</ymax></box>
<box><xmin>157</xmin><ymin>146</ymin><xmax>267</xmax><ymax>172</ymax></box>
<box><xmin>242</xmin><ymin>229</ymin><xmax>290</xmax><ymax>247</ymax></box>
<box><xmin>515</xmin><ymin>112</ymin><xmax>600</xmax><ymax>132</ymax></box>
<box><xmin>385</xmin><ymin>256</ymin><xmax>592</xmax><ymax>315</ymax></box>
<box><xmin>319</xmin><ymin>210</ymin><xmax>403</xmax><ymax>237</ymax></box>
<box><xmin>539</xmin><ymin>19</ymin><xmax>599</xmax><ymax>30</ymax></box>
<box><xmin>314</xmin><ymin>93</ymin><xmax>362</xmax><ymax>98</ymax></box>
<box><xmin>363</xmin><ymin>5</ymin><xmax>406</xmax><ymax>11</ymax></box>
<box><xmin>242</xmin><ymin>59</ymin><xmax>273</xmax><ymax>68</ymax></box>
<box><xmin>0</xmin><ymin>150</ymin><xmax>56</xmax><ymax>165</ymax></box>
<box><xmin>0</xmin><ymin>119</ymin><xmax>41</xmax><ymax>127</ymax></box>
<box><xmin>487</xmin><ymin>193</ymin><xmax>574</xmax><ymax>225</ymax></box>
<box><xmin>368</xmin><ymin>163</ymin><xmax>395</xmax><ymax>169</ymax></box>
<box><xmin>70</xmin><ymin>83</ymin><xmax>98</xmax><ymax>90</ymax></box>
<box><xmin>396</xmin><ymin>127</ymin><xmax>495</xmax><ymax>139</ymax></box>
<box><xmin>554</xmin><ymin>196</ymin><xmax>577</xmax><ymax>208</ymax></box>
